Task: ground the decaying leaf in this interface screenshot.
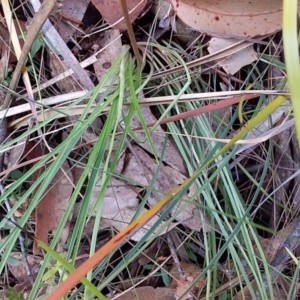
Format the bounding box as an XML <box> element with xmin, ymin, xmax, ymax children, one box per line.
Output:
<box><xmin>7</xmin><ymin>139</ymin><xmax>28</xmax><ymax>175</ymax></box>
<box><xmin>88</xmin><ymin>177</ymin><xmax>177</xmax><ymax>241</ymax></box>
<box><xmin>56</xmin><ymin>0</ymin><xmax>90</xmax><ymax>43</ymax></box>
<box><xmin>91</xmin><ymin>0</ymin><xmax>147</xmax><ymax>31</ymax></box>
<box><xmin>7</xmin><ymin>252</ymin><xmax>41</xmax><ymax>293</ymax></box>
<box><xmin>169</xmin><ymin>262</ymin><xmax>206</xmax><ymax>299</ymax></box>
<box><xmin>33</xmin><ymin>160</ymin><xmax>73</xmax><ymax>253</ymax></box>
<box><xmin>8</xmin><ymin>197</ymin><xmax>29</xmax><ymax>218</ymax></box>
<box><xmin>114</xmin><ymin>286</ymin><xmax>176</xmax><ymax>300</ymax></box>
<box><xmin>23</xmin><ymin>142</ymin><xmax>74</xmax><ymax>253</ymax></box>
<box><xmin>83</xmin><ymin>102</ymin><xmax>210</xmax><ymax>241</ymax></box>
<box><xmin>117</xmin><ymin>145</ymin><xmax>211</xmax><ymax>232</ymax></box>
<box><xmin>171</xmin><ymin>0</ymin><xmax>300</xmax><ymax>38</ymax></box>
<box><xmin>256</xmin><ymin>219</ymin><xmax>300</xmax><ymax>263</ymax></box>
<box><xmin>208</xmin><ymin>38</ymin><xmax>257</xmax><ymax>75</ymax></box>
<box><xmin>93</xmin><ymin>29</ymin><xmax>122</xmax><ymax>82</ymax></box>
<box><xmin>233</xmin><ymin>281</ymin><xmax>287</xmax><ymax>300</ymax></box>
<box><xmin>123</xmin><ymin>106</ymin><xmax>186</xmax><ymax>174</ymax></box>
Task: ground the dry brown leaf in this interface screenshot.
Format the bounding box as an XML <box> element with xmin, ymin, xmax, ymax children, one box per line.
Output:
<box><xmin>88</xmin><ymin>177</ymin><xmax>177</xmax><ymax>241</ymax></box>
<box><xmin>118</xmin><ymin>145</ymin><xmax>211</xmax><ymax>232</ymax></box>
<box><xmin>93</xmin><ymin>29</ymin><xmax>122</xmax><ymax>82</ymax></box>
<box><xmin>123</xmin><ymin>106</ymin><xmax>186</xmax><ymax>174</ymax></box>
<box><xmin>23</xmin><ymin>142</ymin><xmax>74</xmax><ymax>253</ymax></box>
<box><xmin>255</xmin><ymin>219</ymin><xmax>300</xmax><ymax>263</ymax></box>
<box><xmin>7</xmin><ymin>252</ymin><xmax>41</xmax><ymax>294</ymax></box>
<box><xmin>174</xmin><ymin>280</ymin><xmax>192</xmax><ymax>300</ymax></box>
<box><xmin>171</xmin><ymin>0</ymin><xmax>300</xmax><ymax>38</ymax></box>
<box><xmin>8</xmin><ymin>197</ymin><xmax>29</xmax><ymax>218</ymax></box>
<box><xmin>208</xmin><ymin>38</ymin><xmax>257</xmax><ymax>74</ymax></box>
<box><xmin>169</xmin><ymin>262</ymin><xmax>206</xmax><ymax>299</ymax></box>
<box><xmin>33</xmin><ymin>160</ymin><xmax>73</xmax><ymax>253</ymax></box>
<box><xmin>7</xmin><ymin>252</ymin><xmax>41</xmax><ymax>282</ymax></box>
<box><xmin>113</xmin><ymin>286</ymin><xmax>176</xmax><ymax>300</ymax></box>
<box><xmin>91</xmin><ymin>0</ymin><xmax>147</xmax><ymax>31</ymax></box>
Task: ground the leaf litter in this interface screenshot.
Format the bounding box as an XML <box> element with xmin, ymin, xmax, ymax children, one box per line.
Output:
<box><xmin>1</xmin><ymin>0</ymin><xmax>300</xmax><ymax>299</ymax></box>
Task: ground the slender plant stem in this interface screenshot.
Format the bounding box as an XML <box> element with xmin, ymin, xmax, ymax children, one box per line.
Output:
<box><xmin>120</xmin><ymin>0</ymin><xmax>142</xmax><ymax>65</ymax></box>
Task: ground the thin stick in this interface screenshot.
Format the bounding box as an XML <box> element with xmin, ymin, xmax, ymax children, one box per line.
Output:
<box><xmin>120</xmin><ymin>0</ymin><xmax>142</xmax><ymax>65</ymax></box>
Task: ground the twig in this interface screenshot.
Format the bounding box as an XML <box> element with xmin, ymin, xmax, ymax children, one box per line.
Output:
<box><xmin>30</xmin><ymin>0</ymin><xmax>97</xmax><ymax>95</ymax></box>
<box><xmin>167</xmin><ymin>233</ymin><xmax>184</xmax><ymax>277</ymax></box>
<box><xmin>167</xmin><ymin>233</ymin><xmax>196</xmax><ymax>300</ymax></box>
<box><xmin>0</xmin><ymin>0</ymin><xmax>57</xmax><ymax>177</ymax></box>
<box><xmin>0</xmin><ymin>118</ymin><xmax>7</xmax><ymax>174</ymax></box>
<box><xmin>120</xmin><ymin>0</ymin><xmax>142</xmax><ymax>65</ymax></box>
<box><xmin>2</xmin><ymin>0</ymin><xmax>57</xmax><ymax>111</ymax></box>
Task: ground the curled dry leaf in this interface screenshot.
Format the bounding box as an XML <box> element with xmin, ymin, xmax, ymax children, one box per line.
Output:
<box><xmin>91</xmin><ymin>0</ymin><xmax>147</xmax><ymax>31</ymax></box>
<box><xmin>171</xmin><ymin>0</ymin><xmax>300</xmax><ymax>38</ymax></box>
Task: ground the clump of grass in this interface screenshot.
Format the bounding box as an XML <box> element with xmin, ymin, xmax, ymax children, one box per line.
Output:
<box><xmin>0</xmin><ymin>1</ymin><xmax>299</xmax><ymax>299</ymax></box>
